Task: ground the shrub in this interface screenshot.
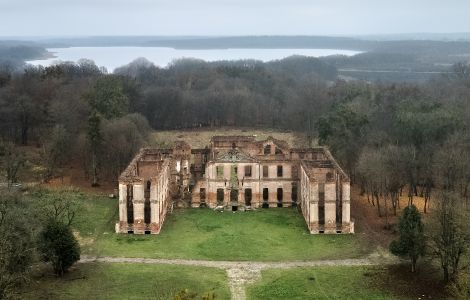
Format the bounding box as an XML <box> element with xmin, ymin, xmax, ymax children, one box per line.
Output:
<box><xmin>38</xmin><ymin>219</ymin><xmax>80</xmax><ymax>276</ymax></box>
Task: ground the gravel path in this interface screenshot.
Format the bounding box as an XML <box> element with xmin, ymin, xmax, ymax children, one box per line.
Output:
<box><xmin>79</xmin><ymin>255</ymin><xmax>397</xmax><ymax>300</ymax></box>
<box><xmin>79</xmin><ymin>256</ymin><xmax>378</xmax><ymax>269</ymax></box>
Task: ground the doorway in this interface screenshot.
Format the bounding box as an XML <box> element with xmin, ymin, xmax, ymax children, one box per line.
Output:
<box><xmin>245</xmin><ymin>188</ymin><xmax>252</xmax><ymax>206</ymax></box>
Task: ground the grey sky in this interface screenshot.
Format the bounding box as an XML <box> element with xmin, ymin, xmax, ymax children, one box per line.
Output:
<box><xmin>1</xmin><ymin>0</ymin><xmax>470</xmax><ymax>36</ymax></box>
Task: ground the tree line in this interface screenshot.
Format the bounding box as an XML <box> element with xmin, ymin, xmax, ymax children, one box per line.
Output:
<box><xmin>0</xmin><ymin>54</ymin><xmax>470</xmax><ymax>295</ymax></box>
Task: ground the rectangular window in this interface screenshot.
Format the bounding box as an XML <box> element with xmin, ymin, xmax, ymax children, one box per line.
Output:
<box><xmin>319</xmin><ymin>189</ymin><xmax>325</xmax><ymax>225</ymax></box>
<box><xmin>263</xmin><ymin>188</ymin><xmax>269</xmax><ymax>200</ymax></box>
<box><xmin>200</xmin><ymin>188</ymin><xmax>206</xmax><ymax>203</ymax></box>
<box><xmin>216</xmin><ymin>166</ymin><xmax>224</xmax><ymax>178</ymax></box>
<box><xmin>263</xmin><ymin>166</ymin><xmax>269</xmax><ymax>178</ymax></box>
<box><xmin>244</xmin><ymin>165</ymin><xmax>252</xmax><ymax>177</ymax></box>
<box><xmin>291</xmin><ymin>184</ymin><xmax>298</xmax><ymax>202</ymax></box>
<box><xmin>245</xmin><ymin>188</ymin><xmax>252</xmax><ymax>206</ymax></box>
<box><xmin>277</xmin><ymin>165</ymin><xmax>283</xmax><ymax>177</ymax></box>
<box><xmin>264</xmin><ymin>145</ymin><xmax>271</xmax><ymax>155</ymax></box>
<box><xmin>291</xmin><ymin>165</ymin><xmax>298</xmax><ymax>179</ymax></box>
<box><xmin>277</xmin><ymin>188</ymin><xmax>283</xmax><ymax>201</ymax></box>
<box><xmin>217</xmin><ymin>188</ymin><xmax>224</xmax><ymax>205</ymax></box>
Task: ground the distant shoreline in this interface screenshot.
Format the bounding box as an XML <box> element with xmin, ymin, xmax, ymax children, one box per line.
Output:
<box><xmin>26</xmin><ymin>47</ymin><xmax>361</xmax><ymax>71</ymax></box>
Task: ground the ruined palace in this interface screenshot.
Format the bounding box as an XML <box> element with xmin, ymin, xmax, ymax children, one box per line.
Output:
<box><xmin>116</xmin><ymin>136</ymin><xmax>353</xmax><ymax>234</ymax></box>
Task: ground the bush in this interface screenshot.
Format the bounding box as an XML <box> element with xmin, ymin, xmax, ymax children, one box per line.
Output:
<box><xmin>38</xmin><ymin>219</ymin><xmax>80</xmax><ymax>276</ymax></box>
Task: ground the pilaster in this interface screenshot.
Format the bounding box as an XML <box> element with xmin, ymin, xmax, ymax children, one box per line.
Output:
<box><xmin>133</xmin><ymin>183</ymin><xmax>145</xmax><ymax>234</ymax></box>
<box><xmin>324</xmin><ymin>182</ymin><xmax>337</xmax><ymax>233</ymax></box>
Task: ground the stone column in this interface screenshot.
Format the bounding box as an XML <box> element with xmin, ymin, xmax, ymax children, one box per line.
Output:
<box><xmin>133</xmin><ymin>183</ymin><xmax>145</xmax><ymax>234</ymax></box>
<box><xmin>117</xmin><ymin>183</ymin><xmax>127</xmax><ymax>233</ymax></box>
<box><xmin>342</xmin><ymin>182</ymin><xmax>352</xmax><ymax>233</ymax></box>
<box><xmin>150</xmin><ymin>179</ymin><xmax>160</xmax><ymax>234</ymax></box>
<box><xmin>308</xmin><ymin>181</ymin><xmax>319</xmax><ymax>233</ymax></box>
<box><xmin>324</xmin><ymin>182</ymin><xmax>337</xmax><ymax>233</ymax></box>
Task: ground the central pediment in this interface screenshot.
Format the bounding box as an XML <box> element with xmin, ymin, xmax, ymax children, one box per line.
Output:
<box><xmin>215</xmin><ymin>148</ymin><xmax>258</xmax><ymax>163</ymax></box>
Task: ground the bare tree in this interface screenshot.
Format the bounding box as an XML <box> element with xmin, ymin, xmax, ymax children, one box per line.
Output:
<box><xmin>428</xmin><ymin>192</ymin><xmax>470</xmax><ymax>282</ymax></box>
<box><xmin>0</xmin><ymin>141</ymin><xmax>25</xmax><ymax>189</ymax></box>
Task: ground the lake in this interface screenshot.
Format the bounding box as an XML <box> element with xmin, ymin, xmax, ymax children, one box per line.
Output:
<box><xmin>26</xmin><ymin>47</ymin><xmax>361</xmax><ymax>72</ymax></box>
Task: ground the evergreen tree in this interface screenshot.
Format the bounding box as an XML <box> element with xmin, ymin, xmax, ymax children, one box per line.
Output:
<box><xmin>390</xmin><ymin>205</ymin><xmax>425</xmax><ymax>272</ymax></box>
<box><xmin>38</xmin><ymin>219</ymin><xmax>80</xmax><ymax>276</ymax></box>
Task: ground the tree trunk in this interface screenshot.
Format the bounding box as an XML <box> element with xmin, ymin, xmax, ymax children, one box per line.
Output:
<box><xmin>424</xmin><ymin>183</ymin><xmax>431</xmax><ymax>213</ymax></box>
<box><xmin>419</xmin><ymin>185</ymin><xmax>425</xmax><ymax>197</ymax></box>
<box><xmin>411</xmin><ymin>257</ymin><xmax>416</xmax><ymax>273</ymax></box>
<box><xmin>91</xmin><ymin>152</ymin><xmax>99</xmax><ymax>187</ymax></box>
<box><xmin>392</xmin><ymin>192</ymin><xmax>397</xmax><ymax>216</ymax></box>
<box><xmin>375</xmin><ymin>193</ymin><xmax>381</xmax><ymax>217</ymax></box>
<box><xmin>384</xmin><ymin>194</ymin><xmax>389</xmax><ymax>229</ymax></box>
<box><xmin>408</xmin><ymin>185</ymin><xmax>413</xmax><ymax>206</ymax></box>
<box><xmin>21</xmin><ymin>124</ymin><xmax>28</xmax><ymax>145</ymax></box>
<box><xmin>443</xmin><ymin>266</ymin><xmax>449</xmax><ymax>283</ymax></box>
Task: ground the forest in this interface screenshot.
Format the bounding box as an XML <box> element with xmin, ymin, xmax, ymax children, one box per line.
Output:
<box><xmin>0</xmin><ymin>56</ymin><xmax>469</xmax><ymax>183</ymax></box>
<box><xmin>1</xmin><ymin>54</ymin><xmax>470</xmax><ymax>297</ymax></box>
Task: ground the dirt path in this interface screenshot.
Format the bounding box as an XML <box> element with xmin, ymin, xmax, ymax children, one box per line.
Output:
<box><xmin>79</xmin><ymin>256</ymin><xmax>398</xmax><ymax>300</ymax></box>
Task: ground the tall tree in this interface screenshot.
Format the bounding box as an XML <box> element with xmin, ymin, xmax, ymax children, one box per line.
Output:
<box><xmin>87</xmin><ymin>110</ymin><xmax>102</xmax><ymax>187</ymax></box>
<box><xmin>390</xmin><ymin>205</ymin><xmax>425</xmax><ymax>272</ymax></box>
<box><xmin>429</xmin><ymin>192</ymin><xmax>470</xmax><ymax>282</ymax></box>
<box><xmin>0</xmin><ymin>141</ymin><xmax>25</xmax><ymax>189</ymax></box>
<box><xmin>40</xmin><ymin>125</ymin><xmax>70</xmax><ymax>182</ymax></box>
<box><xmin>86</xmin><ymin>76</ymin><xmax>129</xmax><ymax>119</ymax></box>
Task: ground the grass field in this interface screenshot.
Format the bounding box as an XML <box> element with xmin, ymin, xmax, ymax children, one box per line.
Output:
<box><xmin>74</xmin><ymin>195</ymin><xmax>368</xmax><ymax>260</ymax></box>
<box><xmin>26</xmin><ymin>189</ymin><xmax>452</xmax><ymax>299</ymax></box>
<box><xmin>22</xmin><ymin>263</ymin><xmax>230</xmax><ymax>300</ymax></box>
<box><xmin>152</xmin><ymin>127</ymin><xmax>311</xmax><ymax>148</ymax></box>
<box><xmin>92</xmin><ymin>208</ymin><xmax>367</xmax><ymax>261</ymax></box>
<box><xmin>246</xmin><ymin>265</ymin><xmax>446</xmax><ymax>300</ymax></box>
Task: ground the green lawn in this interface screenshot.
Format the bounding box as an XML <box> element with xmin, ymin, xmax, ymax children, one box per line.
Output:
<box><xmin>35</xmin><ymin>189</ymin><xmax>368</xmax><ymax>261</ymax></box>
<box><xmin>22</xmin><ymin>263</ymin><xmax>230</xmax><ymax>300</ymax></box>
<box><xmin>91</xmin><ymin>208</ymin><xmax>367</xmax><ymax>261</ymax></box>
<box><xmin>246</xmin><ymin>265</ymin><xmax>446</xmax><ymax>300</ymax></box>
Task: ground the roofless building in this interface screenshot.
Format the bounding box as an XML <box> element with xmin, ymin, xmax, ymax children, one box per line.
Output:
<box><xmin>116</xmin><ymin>136</ymin><xmax>353</xmax><ymax>234</ymax></box>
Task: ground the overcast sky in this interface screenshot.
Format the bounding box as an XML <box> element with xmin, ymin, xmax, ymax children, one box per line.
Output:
<box><xmin>1</xmin><ymin>0</ymin><xmax>470</xmax><ymax>36</ymax></box>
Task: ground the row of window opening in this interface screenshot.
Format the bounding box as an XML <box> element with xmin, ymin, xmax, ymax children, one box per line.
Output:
<box><xmin>216</xmin><ymin>165</ymin><xmax>286</xmax><ymax>178</ymax></box>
